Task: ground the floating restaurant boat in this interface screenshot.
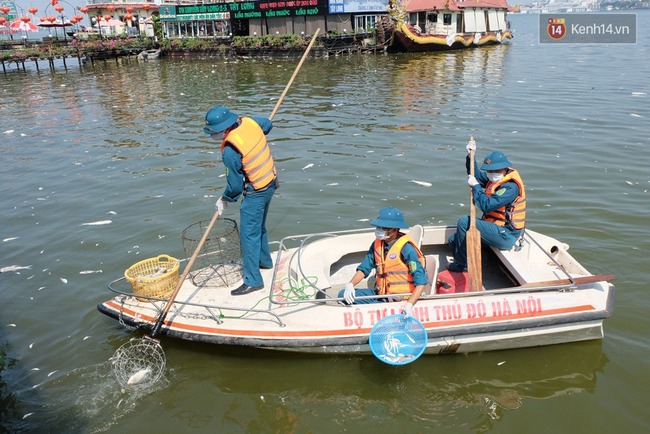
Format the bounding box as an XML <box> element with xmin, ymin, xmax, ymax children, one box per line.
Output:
<box><xmin>378</xmin><ymin>0</ymin><xmax>513</xmax><ymax>52</ymax></box>
<box><xmin>98</xmin><ymin>224</ymin><xmax>614</xmax><ymax>356</ymax></box>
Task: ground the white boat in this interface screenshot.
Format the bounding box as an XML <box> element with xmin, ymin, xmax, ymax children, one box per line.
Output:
<box><xmin>98</xmin><ymin>225</ymin><xmax>614</xmax><ymax>355</ymax></box>
<box><xmin>137</xmin><ymin>49</ymin><xmax>160</xmax><ymax>61</ymax></box>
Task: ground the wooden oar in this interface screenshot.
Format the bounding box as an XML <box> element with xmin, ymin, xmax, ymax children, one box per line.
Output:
<box><xmin>467</xmin><ymin>137</ymin><xmax>482</xmax><ymax>291</ymax></box>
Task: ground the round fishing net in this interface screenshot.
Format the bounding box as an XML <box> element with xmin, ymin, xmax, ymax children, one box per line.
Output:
<box><xmin>181</xmin><ymin>217</ymin><xmax>243</xmax><ymax>287</ymax></box>
<box><xmin>369</xmin><ymin>314</ymin><xmax>428</xmax><ymax>365</ymax></box>
<box><xmin>111</xmin><ymin>337</ymin><xmax>166</xmax><ymax>390</ymax></box>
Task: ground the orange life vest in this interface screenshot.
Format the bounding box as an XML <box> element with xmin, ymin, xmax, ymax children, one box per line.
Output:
<box><xmin>483</xmin><ymin>168</ymin><xmax>526</xmax><ymax>230</ymax></box>
<box><xmin>373</xmin><ymin>234</ymin><xmax>426</xmax><ymax>295</ymax></box>
<box><xmin>221</xmin><ymin>117</ymin><xmax>276</xmax><ymax>190</ymax></box>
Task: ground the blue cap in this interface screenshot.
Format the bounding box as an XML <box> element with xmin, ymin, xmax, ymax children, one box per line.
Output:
<box><xmin>371</xmin><ymin>207</ymin><xmax>409</xmax><ymax>229</ymax></box>
<box><xmin>480</xmin><ymin>151</ymin><xmax>512</xmax><ymax>171</ymax></box>
<box><xmin>204</xmin><ymin>106</ymin><xmax>239</xmax><ymax>134</ymax></box>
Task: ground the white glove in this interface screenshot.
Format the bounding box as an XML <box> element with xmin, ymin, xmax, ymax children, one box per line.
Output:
<box><xmin>466</xmin><ymin>139</ymin><xmax>476</xmax><ymax>154</ymax></box>
<box><xmin>401</xmin><ymin>302</ymin><xmax>414</xmax><ymax>318</ymax></box>
<box><xmin>344</xmin><ymin>282</ymin><xmax>355</xmax><ymax>304</ymax></box>
<box><xmin>467</xmin><ymin>175</ymin><xmax>479</xmax><ymax>188</ymax></box>
<box><xmin>216</xmin><ymin>197</ymin><xmax>227</xmax><ymax>215</ymax></box>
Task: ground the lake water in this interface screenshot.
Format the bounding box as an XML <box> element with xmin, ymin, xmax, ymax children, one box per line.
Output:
<box><xmin>1</xmin><ymin>12</ymin><xmax>649</xmax><ymax>433</ymax></box>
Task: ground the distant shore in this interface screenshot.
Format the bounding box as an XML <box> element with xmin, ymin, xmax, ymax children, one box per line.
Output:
<box><xmin>1</xmin><ymin>32</ymin><xmax>380</xmax><ymax>71</ymax></box>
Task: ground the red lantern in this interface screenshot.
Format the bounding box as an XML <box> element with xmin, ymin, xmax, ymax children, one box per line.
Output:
<box><xmin>107</xmin><ymin>5</ymin><xmax>115</xmax><ymax>12</ymax></box>
<box><xmin>28</xmin><ymin>7</ymin><xmax>38</xmax><ymax>14</ymax></box>
<box><xmin>0</xmin><ymin>6</ymin><xmax>10</xmax><ymax>14</ymax></box>
<box><xmin>47</xmin><ymin>16</ymin><xmax>56</xmax><ymax>23</ymax></box>
<box><xmin>126</xmin><ymin>7</ymin><xmax>133</xmax><ymax>13</ymax></box>
<box><xmin>21</xmin><ymin>16</ymin><xmax>31</xmax><ymax>23</ymax></box>
<box><xmin>55</xmin><ymin>6</ymin><xmax>64</xmax><ymax>14</ymax></box>
<box><xmin>75</xmin><ymin>14</ymin><xmax>83</xmax><ymax>21</ymax></box>
<box><xmin>0</xmin><ymin>17</ymin><xmax>6</xmax><ymax>25</ymax></box>
<box><xmin>80</xmin><ymin>7</ymin><xmax>89</xmax><ymax>14</ymax></box>
<box><xmin>103</xmin><ymin>15</ymin><xmax>111</xmax><ymax>22</ymax></box>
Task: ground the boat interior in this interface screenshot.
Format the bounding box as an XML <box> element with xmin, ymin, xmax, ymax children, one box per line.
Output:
<box><xmin>107</xmin><ymin>225</ymin><xmax>596</xmax><ymax>312</ymax></box>
<box><xmin>272</xmin><ymin>225</ymin><xmax>588</xmax><ymax>305</ymax></box>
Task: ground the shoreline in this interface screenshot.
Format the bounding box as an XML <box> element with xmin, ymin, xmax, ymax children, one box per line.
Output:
<box><xmin>1</xmin><ymin>32</ymin><xmax>383</xmax><ymax>72</ymax></box>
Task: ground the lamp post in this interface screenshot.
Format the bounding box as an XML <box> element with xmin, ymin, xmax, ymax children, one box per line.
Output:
<box><xmin>53</xmin><ymin>5</ymin><xmax>67</xmax><ymax>41</ymax></box>
<box><xmin>94</xmin><ymin>15</ymin><xmax>102</xmax><ymax>38</ymax></box>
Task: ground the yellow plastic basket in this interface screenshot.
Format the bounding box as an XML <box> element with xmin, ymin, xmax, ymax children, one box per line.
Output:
<box><xmin>124</xmin><ymin>254</ymin><xmax>180</xmax><ymax>301</ymax></box>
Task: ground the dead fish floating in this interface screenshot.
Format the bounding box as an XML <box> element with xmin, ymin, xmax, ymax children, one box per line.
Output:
<box><xmin>0</xmin><ymin>265</ymin><xmax>33</xmax><ymax>273</ymax></box>
<box><xmin>127</xmin><ymin>367</ymin><xmax>152</xmax><ymax>385</ymax></box>
<box><xmin>80</xmin><ymin>220</ymin><xmax>112</xmax><ymax>226</ymax></box>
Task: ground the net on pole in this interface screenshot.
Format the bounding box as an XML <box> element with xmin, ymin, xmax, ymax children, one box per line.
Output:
<box><xmin>181</xmin><ymin>217</ymin><xmax>243</xmax><ymax>287</ymax></box>
<box><xmin>111</xmin><ymin>337</ymin><xmax>166</xmax><ymax>389</ymax></box>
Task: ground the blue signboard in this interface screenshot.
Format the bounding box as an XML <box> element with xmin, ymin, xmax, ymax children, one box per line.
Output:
<box><xmin>329</xmin><ymin>0</ymin><xmax>389</xmax><ymax>14</ymax></box>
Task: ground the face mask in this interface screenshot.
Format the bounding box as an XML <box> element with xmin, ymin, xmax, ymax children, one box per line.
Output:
<box><xmin>374</xmin><ymin>228</ymin><xmax>390</xmax><ymax>240</ymax></box>
<box><xmin>487</xmin><ymin>172</ymin><xmax>504</xmax><ymax>183</ymax></box>
<box><xmin>211</xmin><ymin>132</ymin><xmax>226</xmax><ymax>141</ymax></box>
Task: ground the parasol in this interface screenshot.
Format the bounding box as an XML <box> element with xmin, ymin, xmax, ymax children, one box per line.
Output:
<box><xmin>38</xmin><ymin>18</ymin><xmax>73</xmax><ymax>28</ymax></box>
<box><xmin>9</xmin><ymin>19</ymin><xmax>39</xmax><ymax>32</ymax></box>
<box><xmin>98</xmin><ymin>18</ymin><xmax>124</xmax><ymax>27</ymax></box>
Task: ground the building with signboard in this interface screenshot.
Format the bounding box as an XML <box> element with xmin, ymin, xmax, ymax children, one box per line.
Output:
<box><xmin>157</xmin><ymin>0</ymin><xmax>391</xmax><ymax>38</ymax></box>
<box><xmin>81</xmin><ymin>1</ymin><xmax>391</xmax><ymax>39</ymax></box>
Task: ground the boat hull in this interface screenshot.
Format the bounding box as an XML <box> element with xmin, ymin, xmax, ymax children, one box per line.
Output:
<box><xmin>97</xmin><ymin>226</ymin><xmax>614</xmax><ymax>356</ymax></box>
<box><xmin>97</xmin><ymin>303</ymin><xmax>609</xmax><ymax>355</ymax></box>
<box><xmin>390</xmin><ymin>23</ymin><xmax>513</xmax><ymax>52</ymax></box>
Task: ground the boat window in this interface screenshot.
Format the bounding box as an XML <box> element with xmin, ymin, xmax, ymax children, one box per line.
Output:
<box><xmin>409</xmin><ymin>13</ymin><xmax>418</xmax><ymax>26</ymax></box>
<box><xmin>427</xmin><ymin>13</ymin><xmax>438</xmax><ymax>24</ymax></box>
<box><xmin>354</xmin><ymin>14</ymin><xmax>378</xmax><ymax>32</ymax></box>
<box><xmin>443</xmin><ymin>13</ymin><xmax>452</xmax><ymax>26</ymax></box>
<box><xmin>418</xmin><ymin>12</ymin><xmax>426</xmax><ymax>26</ymax></box>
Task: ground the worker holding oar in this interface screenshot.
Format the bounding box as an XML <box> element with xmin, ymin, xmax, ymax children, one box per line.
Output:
<box><xmin>204</xmin><ymin>106</ymin><xmax>278</xmax><ymax>296</ymax></box>
<box><xmin>447</xmin><ymin>139</ymin><xmax>527</xmax><ymax>274</ymax></box>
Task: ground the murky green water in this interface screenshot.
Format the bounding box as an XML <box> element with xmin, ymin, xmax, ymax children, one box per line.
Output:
<box><xmin>1</xmin><ymin>12</ymin><xmax>649</xmax><ymax>433</ymax></box>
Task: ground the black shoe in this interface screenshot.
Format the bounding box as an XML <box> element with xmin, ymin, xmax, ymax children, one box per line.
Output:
<box><xmin>260</xmin><ymin>265</ymin><xmax>273</xmax><ymax>270</ymax></box>
<box><xmin>231</xmin><ymin>283</ymin><xmax>264</xmax><ymax>296</ymax></box>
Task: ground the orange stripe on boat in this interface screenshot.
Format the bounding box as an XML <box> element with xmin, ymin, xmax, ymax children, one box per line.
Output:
<box><xmin>103</xmin><ymin>300</ymin><xmax>596</xmax><ymax>339</ymax></box>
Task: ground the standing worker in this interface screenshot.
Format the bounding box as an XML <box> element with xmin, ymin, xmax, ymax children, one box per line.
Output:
<box><xmin>447</xmin><ymin>139</ymin><xmax>526</xmax><ymax>272</ymax></box>
<box><xmin>204</xmin><ymin>106</ymin><xmax>279</xmax><ymax>295</ymax></box>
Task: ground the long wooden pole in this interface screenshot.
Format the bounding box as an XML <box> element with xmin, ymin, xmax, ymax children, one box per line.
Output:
<box><xmin>149</xmin><ymin>28</ymin><xmax>321</xmax><ymax>339</ymax></box>
<box><xmin>269</xmin><ymin>28</ymin><xmax>320</xmax><ymax>121</ymax></box>
<box><xmin>467</xmin><ymin>136</ymin><xmax>483</xmax><ymax>291</ymax></box>
<box><xmin>516</xmin><ymin>273</ymin><xmax>615</xmax><ymax>289</ymax></box>
<box><xmin>150</xmin><ymin>211</ymin><xmax>219</xmax><ymax>338</ymax></box>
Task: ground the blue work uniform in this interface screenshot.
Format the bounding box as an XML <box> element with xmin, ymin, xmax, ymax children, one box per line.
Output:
<box><xmin>221</xmin><ymin>116</ymin><xmax>277</xmax><ymax>287</ymax></box>
<box><xmin>448</xmin><ymin>156</ymin><xmax>523</xmax><ymax>269</ymax></box>
<box><xmin>337</xmin><ymin>236</ymin><xmax>428</xmax><ymax>304</ymax></box>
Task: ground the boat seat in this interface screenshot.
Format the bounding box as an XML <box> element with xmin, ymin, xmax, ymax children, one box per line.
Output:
<box><xmin>423</xmin><ymin>255</ymin><xmax>439</xmax><ymax>295</ymax></box>
<box><xmin>491</xmin><ymin>236</ymin><xmax>570</xmax><ymax>285</ymax></box>
<box><xmin>408</xmin><ymin>224</ymin><xmax>424</xmax><ymax>248</ymax></box>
